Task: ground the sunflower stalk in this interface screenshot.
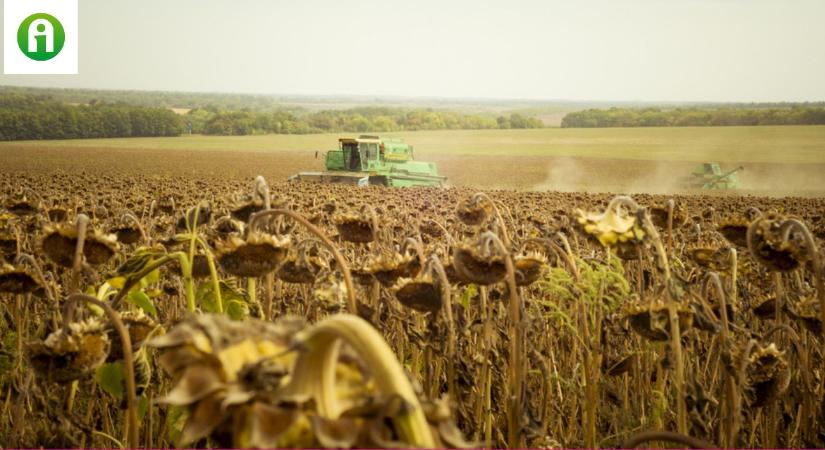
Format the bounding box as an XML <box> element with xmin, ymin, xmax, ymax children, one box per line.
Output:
<box><xmin>285</xmin><ymin>314</ymin><xmax>436</xmax><ymax>447</ymax></box>
<box><xmin>195</xmin><ymin>236</ymin><xmax>223</xmax><ymax>313</ymax></box>
<box><xmin>66</xmin><ymin>293</ymin><xmax>138</xmax><ymax>449</ymax></box>
<box><xmin>69</xmin><ymin>214</ymin><xmax>89</xmax><ymax>295</ymax></box>
<box><xmin>250</xmin><ymin>208</ymin><xmax>357</xmax><ymax>314</ymax></box>
<box><xmin>482</xmin><ymin>231</ymin><xmax>525</xmax><ymax>448</ymax></box>
<box><xmin>255</xmin><ymin>176</ymin><xmax>275</xmax><ymax>321</ymax></box>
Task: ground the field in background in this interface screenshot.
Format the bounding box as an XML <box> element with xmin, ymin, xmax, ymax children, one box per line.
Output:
<box><xmin>2</xmin><ymin>125</ymin><xmax>824</xmax><ymax>195</ymax></box>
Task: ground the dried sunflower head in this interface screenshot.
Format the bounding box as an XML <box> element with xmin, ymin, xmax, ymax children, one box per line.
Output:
<box><xmin>785</xmin><ymin>295</ymin><xmax>821</xmax><ymax>335</ymax></box>
<box><xmin>575</xmin><ymin>205</ymin><xmax>645</xmax><ymax>249</ymax></box>
<box><xmin>313</xmin><ymin>269</ymin><xmax>349</xmax><ymax>310</ymax></box>
<box><xmin>688</xmin><ymin>246</ymin><xmax>733</xmax><ymax>273</ymax></box>
<box><xmin>213</xmin><ymin>215</ymin><xmax>245</xmax><ymax>237</ymax></box>
<box><xmin>151</xmin><ymin>313</ymin><xmax>471</xmax><ymax>448</ymax></box>
<box><xmin>623</xmin><ymin>297</ymin><xmax>693</xmax><ymax>342</ymax></box>
<box><xmin>40</xmin><ymin>223</ymin><xmax>119</xmax><ymax>267</ymax></box>
<box><xmin>177</xmin><ymin>203</ymin><xmax>212</xmax><ymax>231</ymax></box>
<box><xmin>456</xmin><ymin>195</ymin><xmax>493</xmax><ymax>226</ymax></box>
<box><xmin>751</xmin><ymin>295</ymin><xmax>777</xmax><ymax>319</ymax></box>
<box><xmin>28</xmin><ymin>318</ymin><xmax>111</xmax><ymax>383</ymax></box>
<box><xmin>230</xmin><ymin>196</ymin><xmax>265</xmax><ymax>223</ymax></box>
<box><xmin>0</xmin><ymin>263</ymin><xmax>43</xmax><ymax>295</ymax></box>
<box><xmin>513</xmin><ymin>251</ymin><xmax>548</xmax><ymax>286</ymax></box>
<box><xmin>452</xmin><ymin>233</ymin><xmax>507</xmax><ymax>286</ymax></box>
<box><xmin>5</xmin><ymin>196</ymin><xmax>39</xmax><ymax>216</ymax></box>
<box><xmin>648</xmin><ymin>202</ymin><xmax>688</xmax><ymax>229</ymax></box>
<box><xmin>0</xmin><ymin>215</ymin><xmax>19</xmax><ymax>255</ymax></box>
<box><xmin>47</xmin><ymin>207</ymin><xmax>68</xmax><ymax>222</ymax></box>
<box><xmin>217</xmin><ymin>232</ymin><xmax>290</xmax><ymax>278</ymax></box>
<box><xmin>333</xmin><ymin>207</ymin><xmax>378</xmax><ymax>244</ymax></box>
<box><xmin>149</xmin><ymin>314</ymin><xmax>302</xmax><ymax>447</ymax></box>
<box><xmin>170</xmin><ymin>253</ymin><xmax>212</xmax><ymax>279</ymax></box>
<box><xmin>366</xmin><ymin>251</ymin><xmax>415</xmax><ymax>288</ymax></box>
<box><xmin>392</xmin><ymin>273</ymin><xmax>442</xmax><ymax>314</ymax></box>
<box><xmin>740</xmin><ymin>342</ymin><xmax>790</xmax><ymax>408</ymax></box>
<box><xmin>747</xmin><ymin>213</ymin><xmax>809</xmax><ymax>272</ymax></box>
<box><xmin>717</xmin><ymin>216</ymin><xmax>750</xmax><ymax>248</ymax></box>
<box><xmin>277</xmin><ymin>240</ymin><xmax>329</xmax><ymax>285</ymax></box>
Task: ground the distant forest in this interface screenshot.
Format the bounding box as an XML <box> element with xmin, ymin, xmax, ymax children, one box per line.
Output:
<box><xmin>0</xmin><ymin>93</ymin><xmax>182</xmax><ymax>140</ymax></box>
<box><xmin>189</xmin><ymin>107</ymin><xmax>542</xmax><ymax>135</ymax></box>
<box><xmin>0</xmin><ymin>87</ymin><xmax>543</xmax><ymax>140</ymax></box>
<box><xmin>561</xmin><ymin>107</ymin><xmax>825</xmax><ymax>128</ymax></box>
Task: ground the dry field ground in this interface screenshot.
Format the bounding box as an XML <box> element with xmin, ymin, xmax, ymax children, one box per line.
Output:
<box><xmin>2</xmin><ymin>125</ymin><xmax>825</xmax><ymax>196</ymax></box>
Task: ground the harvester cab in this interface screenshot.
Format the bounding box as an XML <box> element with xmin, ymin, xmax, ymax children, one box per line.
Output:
<box><xmin>290</xmin><ymin>136</ymin><xmax>446</xmax><ymax>187</ymax></box>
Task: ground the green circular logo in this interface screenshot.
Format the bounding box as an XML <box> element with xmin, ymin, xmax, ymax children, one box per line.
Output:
<box><xmin>17</xmin><ymin>13</ymin><xmax>65</xmax><ymax>61</ymax></box>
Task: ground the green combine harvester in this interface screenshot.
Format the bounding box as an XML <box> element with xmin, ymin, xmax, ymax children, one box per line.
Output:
<box><xmin>289</xmin><ymin>136</ymin><xmax>446</xmax><ymax>187</ymax></box>
<box><xmin>686</xmin><ymin>162</ymin><xmax>744</xmax><ymax>189</ymax></box>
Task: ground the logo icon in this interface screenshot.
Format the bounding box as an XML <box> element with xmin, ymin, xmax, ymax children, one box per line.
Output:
<box><xmin>17</xmin><ymin>13</ymin><xmax>65</xmax><ymax>61</ymax></box>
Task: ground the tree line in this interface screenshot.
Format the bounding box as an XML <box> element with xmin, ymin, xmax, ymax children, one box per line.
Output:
<box><xmin>561</xmin><ymin>107</ymin><xmax>825</xmax><ymax>128</ymax></box>
<box><xmin>0</xmin><ymin>92</ymin><xmax>544</xmax><ymax>141</ymax></box>
<box><xmin>0</xmin><ymin>93</ymin><xmax>183</xmax><ymax>140</ymax></box>
<box><xmin>189</xmin><ymin>107</ymin><xmax>543</xmax><ymax>135</ymax></box>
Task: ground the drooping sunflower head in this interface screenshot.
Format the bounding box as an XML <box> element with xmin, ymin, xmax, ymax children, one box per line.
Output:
<box><xmin>623</xmin><ymin>297</ymin><xmax>693</xmax><ymax>342</ymax></box>
<box><xmin>40</xmin><ymin>223</ymin><xmax>119</xmax><ymax>267</ymax></box>
<box><xmin>333</xmin><ymin>207</ymin><xmax>378</xmax><ymax>244</ymax></box>
<box><xmin>575</xmin><ymin>204</ymin><xmax>646</xmax><ymax>249</ymax></box>
<box><xmin>217</xmin><ymin>232</ymin><xmax>290</xmax><ymax>278</ymax></box>
<box><xmin>747</xmin><ymin>213</ymin><xmax>809</xmax><ymax>272</ymax></box>
<box><xmin>513</xmin><ymin>251</ymin><xmax>548</xmax><ymax>286</ymax></box>
<box><xmin>392</xmin><ymin>272</ymin><xmax>442</xmax><ymax>314</ymax></box>
<box><xmin>28</xmin><ymin>318</ymin><xmax>111</xmax><ymax>384</ymax></box>
<box><xmin>456</xmin><ymin>194</ymin><xmax>493</xmax><ymax>227</ymax></box>
<box><xmin>452</xmin><ymin>233</ymin><xmax>507</xmax><ymax>286</ymax></box>
<box><xmin>717</xmin><ymin>215</ymin><xmax>750</xmax><ymax>249</ymax></box>
<box><xmin>0</xmin><ymin>263</ymin><xmax>44</xmax><ymax>295</ymax></box>
<box><xmin>740</xmin><ymin>342</ymin><xmax>790</xmax><ymax>408</ymax></box>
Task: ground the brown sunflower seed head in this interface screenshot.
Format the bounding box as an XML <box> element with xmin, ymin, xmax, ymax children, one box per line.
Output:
<box><xmin>40</xmin><ymin>223</ymin><xmax>119</xmax><ymax>267</ymax></box>
<box><xmin>392</xmin><ymin>274</ymin><xmax>442</xmax><ymax>313</ymax></box>
<box><xmin>452</xmin><ymin>239</ymin><xmax>507</xmax><ymax>286</ymax></box>
<box><xmin>623</xmin><ymin>297</ymin><xmax>694</xmax><ymax>342</ymax></box>
<box><xmin>333</xmin><ymin>212</ymin><xmax>376</xmax><ymax>243</ymax></box>
<box><xmin>748</xmin><ymin>213</ymin><xmax>809</xmax><ymax>272</ymax></box>
<box><xmin>28</xmin><ymin>318</ymin><xmax>111</xmax><ymax>383</ymax></box>
<box><xmin>456</xmin><ymin>196</ymin><xmax>493</xmax><ymax>226</ymax></box>
<box><xmin>514</xmin><ymin>251</ymin><xmax>548</xmax><ymax>286</ymax></box>
<box><xmin>717</xmin><ymin>215</ymin><xmax>750</xmax><ymax>248</ymax></box>
<box><xmin>217</xmin><ymin>232</ymin><xmax>290</xmax><ymax>278</ymax></box>
<box><xmin>742</xmin><ymin>342</ymin><xmax>790</xmax><ymax>408</ymax></box>
<box><xmin>0</xmin><ymin>263</ymin><xmax>44</xmax><ymax>294</ymax></box>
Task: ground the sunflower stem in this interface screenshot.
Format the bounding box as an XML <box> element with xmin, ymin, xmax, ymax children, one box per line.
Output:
<box><xmin>287</xmin><ymin>314</ymin><xmax>435</xmax><ymax>447</ymax></box>
<box><xmin>66</xmin><ymin>294</ymin><xmax>138</xmax><ymax>450</ymax></box>
<box><xmin>69</xmin><ymin>214</ymin><xmax>89</xmax><ymax>295</ymax></box>
<box><xmin>249</xmin><ymin>209</ymin><xmax>356</xmax><ymax>314</ymax></box>
<box><xmin>196</xmin><ymin>236</ymin><xmax>223</xmax><ymax>314</ymax></box>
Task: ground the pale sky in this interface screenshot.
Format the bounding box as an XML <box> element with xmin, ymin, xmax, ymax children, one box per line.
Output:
<box><xmin>2</xmin><ymin>0</ymin><xmax>824</xmax><ymax>102</ymax></box>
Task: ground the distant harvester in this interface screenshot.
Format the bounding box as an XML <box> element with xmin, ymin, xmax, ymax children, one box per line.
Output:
<box><xmin>685</xmin><ymin>162</ymin><xmax>744</xmax><ymax>189</ymax></box>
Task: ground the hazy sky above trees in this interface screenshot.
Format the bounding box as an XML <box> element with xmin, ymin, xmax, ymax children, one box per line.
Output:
<box><xmin>1</xmin><ymin>0</ymin><xmax>823</xmax><ymax>102</ymax></box>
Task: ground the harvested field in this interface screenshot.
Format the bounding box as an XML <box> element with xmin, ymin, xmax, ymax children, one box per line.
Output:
<box><xmin>2</xmin><ymin>140</ymin><xmax>825</xmax><ymax>196</ymax></box>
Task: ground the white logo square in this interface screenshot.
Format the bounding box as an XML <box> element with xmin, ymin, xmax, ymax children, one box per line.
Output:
<box><xmin>3</xmin><ymin>0</ymin><xmax>78</xmax><ymax>74</ymax></box>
